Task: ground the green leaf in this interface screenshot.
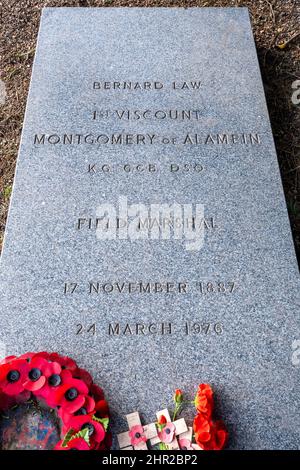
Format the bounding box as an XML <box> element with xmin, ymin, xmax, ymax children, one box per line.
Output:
<box><xmin>159</xmin><ymin>442</ymin><xmax>169</xmax><ymax>450</ymax></box>
<box><xmin>62</xmin><ymin>428</ymin><xmax>75</xmax><ymax>447</ymax></box>
<box><xmin>92</xmin><ymin>415</ymin><xmax>109</xmax><ymax>431</ymax></box>
<box><xmin>69</xmin><ymin>427</ymin><xmax>90</xmax><ymax>446</ymax></box>
<box><xmin>157</xmin><ymin>422</ymin><xmax>165</xmax><ymax>432</ymax></box>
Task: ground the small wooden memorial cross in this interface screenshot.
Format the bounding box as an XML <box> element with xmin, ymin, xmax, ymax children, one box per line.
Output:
<box><xmin>117</xmin><ymin>411</ymin><xmax>158</xmax><ymax>450</ymax></box>
<box><xmin>178</xmin><ymin>426</ymin><xmax>203</xmax><ymax>450</ymax></box>
<box><xmin>150</xmin><ymin>409</ymin><xmax>188</xmax><ymax>450</ymax></box>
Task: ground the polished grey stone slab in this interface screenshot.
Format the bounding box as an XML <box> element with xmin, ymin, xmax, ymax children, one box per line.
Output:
<box><xmin>1</xmin><ymin>7</ymin><xmax>300</xmax><ymax>449</ymax></box>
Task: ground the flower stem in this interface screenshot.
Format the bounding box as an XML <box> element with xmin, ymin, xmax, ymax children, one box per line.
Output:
<box><xmin>172</xmin><ymin>403</ymin><xmax>182</xmax><ymax>421</ymax></box>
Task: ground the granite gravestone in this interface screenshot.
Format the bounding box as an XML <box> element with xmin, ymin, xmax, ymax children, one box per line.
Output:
<box><xmin>0</xmin><ymin>7</ymin><xmax>300</xmax><ymax>449</ymax></box>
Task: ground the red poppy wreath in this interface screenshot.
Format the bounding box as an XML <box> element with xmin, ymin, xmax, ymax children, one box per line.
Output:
<box><xmin>0</xmin><ymin>352</ymin><xmax>111</xmax><ymax>451</ymax></box>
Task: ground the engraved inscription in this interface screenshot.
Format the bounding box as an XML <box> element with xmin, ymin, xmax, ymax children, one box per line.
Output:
<box><xmin>92</xmin><ymin>80</ymin><xmax>202</xmax><ymax>90</ymax></box>
<box><xmin>86</xmin><ymin>162</ymin><xmax>204</xmax><ymax>174</ymax></box>
<box><xmin>33</xmin><ymin>132</ymin><xmax>261</xmax><ymax>146</ymax></box>
<box><xmin>64</xmin><ymin>281</ymin><xmax>237</xmax><ymax>295</ymax></box>
<box><xmin>74</xmin><ymin>321</ymin><xmax>224</xmax><ymax>337</ymax></box>
<box><xmin>92</xmin><ymin>109</ymin><xmax>204</xmax><ymax>121</ymax></box>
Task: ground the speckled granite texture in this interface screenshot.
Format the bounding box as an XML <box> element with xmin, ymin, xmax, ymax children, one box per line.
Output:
<box><xmin>0</xmin><ymin>8</ymin><xmax>300</xmax><ymax>449</ymax></box>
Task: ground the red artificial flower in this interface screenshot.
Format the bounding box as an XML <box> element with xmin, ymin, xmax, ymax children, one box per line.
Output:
<box><xmin>194</xmin><ymin>383</ymin><xmax>214</xmax><ymax>419</ymax></box>
<box><xmin>193</xmin><ymin>414</ymin><xmax>212</xmax><ymax>446</ymax></box>
<box><xmin>73</xmin><ymin>368</ymin><xmax>93</xmax><ymax>387</ymax></box>
<box><xmin>129</xmin><ymin>425</ymin><xmax>147</xmax><ymax>447</ymax></box>
<box><xmin>23</xmin><ymin>356</ymin><xmax>50</xmax><ymax>391</ymax></box>
<box><xmin>59</xmin><ymin>395</ymin><xmax>95</xmax><ymax>430</ymax></box>
<box><xmin>209</xmin><ymin>420</ymin><xmax>228</xmax><ymax>450</ymax></box>
<box><xmin>37</xmin><ymin>367</ymin><xmax>73</xmax><ymax>408</ymax></box>
<box><xmin>0</xmin><ymin>355</ymin><xmax>17</xmax><ymax>365</ymax></box>
<box><xmin>0</xmin><ymin>359</ymin><xmax>29</xmax><ymax>395</ymax></box>
<box><xmin>55</xmin><ymin>438</ymin><xmax>90</xmax><ymax>451</ymax></box>
<box><xmin>157</xmin><ymin>414</ymin><xmax>167</xmax><ymax>426</ymax></box>
<box><xmin>90</xmin><ymin>383</ymin><xmax>105</xmax><ymax>401</ymax></box>
<box><xmin>0</xmin><ymin>351</ymin><xmax>110</xmax><ymax>452</ymax></box>
<box><xmin>49</xmin><ymin>353</ymin><xmax>77</xmax><ymax>372</ymax></box>
<box><xmin>174</xmin><ymin>389</ymin><xmax>183</xmax><ymax>404</ymax></box>
<box><xmin>37</xmin><ymin>352</ymin><xmax>77</xmax><ymax>372</ymax></box>
<box><xmin>19</xmin><ymin>352</ymin><xmax>36</xmax><ymax>361</ymax></box>
<box><xmin>193</xmin><ymin>414</ymin><xmax>228</xmax><ymax>450</ymax></box>
<box><xmin>94</xmin><ymin>432</ymin><xmax>112</xmax><ymax>451</ymax></box>
<box><xmin>31</xmin><ymin>351</ymin><xmax>51</xmax><ymax>361</ymax></box>
<box><xmin>94</xmin><ymin>399</ymin><xmax>109</xmax><ymax>419</ymax></box>
<box><xmin>158</xmin><ymin>422</ymin><xmax>176</xmax><ymax>444</ymax></box>
<box><xmin>53</xmin><ymin>377</ymin><xmax>89</xmax><ymax>413</ymax></box>
<box><xmin>68</xmin><ymin>415</ymin><xmax>106</xmax><ymax>444</ymax></box>
<box><xmin>179</xmin><ymin>438</ymin><xmax>194</xmax><ymax>450</ymax></box>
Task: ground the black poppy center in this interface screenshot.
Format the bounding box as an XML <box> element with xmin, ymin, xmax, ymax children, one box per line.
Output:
<box><xmin>48</xmin><ymin>374</ymin><xmax>61</xmax><ymax>387</ymax></box>
<box><xmin>81</xmin><ymin>423</ymin><xmax>95</xmax><ymax>436</ymax></box>
<box><xmin>135</xmin><ymin>432</ymin><xmax>141</xmax><ymax>438</ymax></box>
<box><xmin>28</xmin><ymin>368</ymin><xmax>42</xmax><ymax>382</ymax></box>
<box><xmin>7</xmin><ymin>370</ymin><xmax>20</xmax><ymax>383</ymax></box>
<box><xmin>75</xmin><ymin>407</ymin><xmax>87</xmax><ymax>416</ymax></box>
<box><xmin>165</xmin><ymin>428</ymin><xmax>171</xmax><ymax>435</ymax></box>
<box><xmin>65</xmin><ymin>387</ymin><xmax>78</xmax><ymax>401</ymax></box>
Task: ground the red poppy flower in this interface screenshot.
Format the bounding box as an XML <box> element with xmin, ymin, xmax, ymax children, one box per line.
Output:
<box><xmin>32</xmin><ymin>351</ymin><xmax>51</xmax><ymax>361</ymax></box>
<box><xmin>0</xmin><ymin>364</ymin><xmax>5</xmax><ymax>382</ymax></box>
<box><xmin>36</xmin><ymin>367</ymin><xmax>73</xmax><ymax>408</ymax></box>
<box><xmin>193</xmin><ymin>414</ymin><xmax>212</xmax><ymax>446</ymax></box>
<box><xmin>193</xmin><ymin>414</ymin><xmax>228</xmax><ymax>450</ymax></box>
<box><xmin>94</xmin><ymin>431</ymin><xmax>112</xmax><ymax>450</ymax></box>
<box><xmin>0</xmin><ymin>359</ymin><xmax>29</xmax><ymax>395</ymax></box>
<box><xmin>179</xmin><ymin>438</ymin><xmax>194</xmax><ymax>450</ymax></box>
<box><xmin>209</xmin><ymin>420</ymin><xmax>228</xmax><ymax>450</ymax></box>
<box><xmin>90</xmin><ymin>383</ymin><xmax>105</xmax><ymax>401</ymax></box>
<box><xmin>0</xmin><ymin>355</ymin><xmax>17</xmax><ymax>365</ymax></box>
<box><xmin>158</xmin><ymin>422</ymin><xmax>176</xmax><ymax>444</ymax></box>
<box><xmin>194</xmin><ymin>383</ymin><xmax>214</xmax><ymax>419</ymax></box>
<box><xmin>59</xmin><ymin>395</ymin><xmax>95</xmax><ymax>429</ymax></box>
<box><xmin>23</xmin><ymin>356</ymin><xmax>50</xmax><ymax>392</ymax></box>
<box><xmin>68</xmin><ymin>415</ymin><xmax>105</xmax><ymax>444</ymax></box>
<box><xmin>129</xmin><ymin>425</ymin><xmax>147</xmax><ymax>446</ymax></box>
<box><xmin>0</xmin><ymin>351</ymin><xmax>110</xmax><ymax>452</ymax></box>
<box><xmin>73</xmin><ymin>368</ymin><xmax>93</xmax><ymax>387</ymax></box>
<box><xmin>94</xmin><ymin>399</ymin><xmax>109</xmax><ymax>419</ymax></box>
<box><xmin>19</xmin><ymin>352</ymin><xmax>36</xmax><ymax>362</ymax></box>
<box><xmin>53</xmin><ymin>377</ymin><xmax>89</xmax><ymax>413</ymax></box>
<box><xmin>48</xmin><ymin>353</ymin><xmax>77</xmax><ymax>372</ymax></box>
<box><xmin>55</xmin><ymin>438</ymin><xmax>90</xmax><ymax>451</ymax></box>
